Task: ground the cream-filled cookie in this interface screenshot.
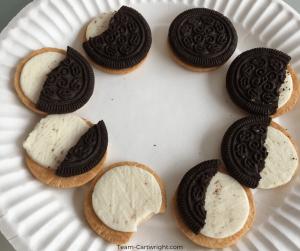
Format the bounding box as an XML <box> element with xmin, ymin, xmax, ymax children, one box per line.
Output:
<box><xmin>222</xmin><ymin>116</ymin><xmax>298</xmax><ymax>189</ymax></box>
<box><xmin>15</xmin><ymin>47</ymin><xmax>94</xmax><ymax>114</ymax></box>
<box><xmin>24</xmin><ymin>114</ymin><xmax>108</xmax><ymax>188</ymax></box>
<box><xmin>82</xmin><ymin>6</ymin><xmax>151</xmax><ymax>74</ymax></box>
<box><xmin>172</xmin><ymin>160</ymin><xmax>255</xmax><ymax>248</ymax></box>
<box><xmin>85</xmin><ymin>162</ymin><xmax>166</xmax><ymax>244</ymax></box>
<box><xmin>226</xmin><ymin>48</ymin><xmax>300</xmax><ymax>118</ymax></box>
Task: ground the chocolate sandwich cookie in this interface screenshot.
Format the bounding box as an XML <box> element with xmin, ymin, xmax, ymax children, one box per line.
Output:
<box><xmin>82</xmin><ymin>6</ymin><xmax>151</xmax><ymax>74</ymax></box>
<box><xmin>221</xmin><ymin>116</ymin><xmax>298</xmax><ymax>189</ymax></box>
<box><xmin>85</xmin><ymin>162</ymin><xmax>166</xmax><ymax>244</ymax></box>
<box><xmin>15</xmin><ymin>46</ymin><xmax>94</xmax><ymax>115</ymax></box>
<box><xmin>168</xmin><ymin>8</ymin><xmax>237</xmax><ymax>72</ymax></box>
<box><xmin>173</xmin><ymin>160</ymin><xmax>255</xmax><ymax>248</ymax></box>
<box><xmin>226</xmin><ymin>48</ymin><xmax>300</xmax><ymax>117</ymax></box>
<box><xmin>23</xmin><ymin>114</ymin><xmax>108</xmax><ymax>188</ymax></box>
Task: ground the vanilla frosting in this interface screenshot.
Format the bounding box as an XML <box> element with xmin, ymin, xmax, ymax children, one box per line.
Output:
<box><xmin>23</xmin><ymin>114</ymin><xmax>90</xmax><ymax>169</ymax></box>
<box><xmin>258</xmin><ymin>126</ymin><xmax>298</xmax><ymax>189</ymax></box>
<box><xmin>86</xmin><ymin>12</ymin><xmax>116</xmax><ymax>40</ymax></box>
<box><xmin>20</xmin><ymin>52</ymin><xmax>66</xmax><ymax>103</ymax></box>
<box><xmin>92</xmin><ymin>165</ymin><xmax>162</xmax><ymax>232</ymax></box>
<box><xmin>200</xmin><ymin>172</ymin><xmax>249</xmax><ymax>239</ymax></box>
<box><xmin>278</xmin><ymin>70</ymin><xmax>293</xmax><ymax>108</ymax></box>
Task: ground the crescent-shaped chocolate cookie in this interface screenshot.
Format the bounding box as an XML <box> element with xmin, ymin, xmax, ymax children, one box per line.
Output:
<box><xmin>221</xmin><ymin>116</ymin><xmax>271</xmax><ymax>188</ymax></box>
<box><xmin>82</xmin><ymin>6</ymin><xmax>151</xmax><ymax>72</ymax></box>
<box><xmin>35</xmin><ymin>46</ymin><xmax>94</xmax><ymax>113</ymax></box>
<box><xmin>177</xmin><ymin>159</ymin><xmax>219</xmax><ymax>234</ymax></box>
<box><xmin>226</xmin><ymin>48</ymin><xmax>297</xmax><ymax>117</ymax></box>
<box><xmin>56</xmin><ymin>120</ymin><xmax>108</xmax><ymax>177</ymax></box>
<box><xmin>168</xmin><ymin>8</ymin><xmax>237</xmax><ymax>71</ymax></box>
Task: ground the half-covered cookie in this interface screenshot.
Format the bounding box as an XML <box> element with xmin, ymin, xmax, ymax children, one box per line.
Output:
<box><xmin>168</xmin><ymin>8</ymin><xmax>237</xmax><ymax>72</ymax></box>
<box><xmin>172</xmin><ymin>160</ymin><xmax>254</xmax><ymax>248</ymax></box>
<box><xmin>23</xmin><ymin>114</ymin><xmax>108</xmax><ymax>188</ymax></box>
<box><xmin>221</xmin><ymin>116</ymin><xmax>298</xmax><ymax>189</ymax></box>
<box><xmin>82</xmin><ymin>6</ymin><xmax>151</xmax><ymax>74</ymax></box>
<box><xmin>85</xmin><ymin>162</ymin><xmax>166</xmax><ymax>244</ymax></box>
<box><xmin>226</xmin><ymin>48</ymin><xmax>300</xmax><ymax>117</ymax></box>
<box><xmin>15</xmin><ymin>47</ymin><xmax>94</xmax><ymax>115</ymax></box>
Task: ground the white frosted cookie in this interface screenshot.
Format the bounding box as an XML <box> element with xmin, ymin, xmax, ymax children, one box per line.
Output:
<box><xmin>86</xmin><ymin>12</ymin><xmax>116</xmax><ymax>40</ymax></box>
<box><xmin>278</xmin><ymin>70</ymin><xmax>293</xmax><ymax>108</ymax></box>
<box><xmin>201</xmin><ymin>172</ymin><xmax>249</xmax><ymax>238</ymax></box>
<box><xmin>20</xmin><ymin>52</ymin><xmax>66</xmax><ymax>103</ymax></box>
<box><xmin>258</xmin><ymin>125</ymin><xmax>298</xmax><ymax>189</ymax></box>
<box><xmin>92</xmin><ymin>165</ymin><xmax>162</xmax><ymax>232</ymax></box>
<box><xmin>23</xmin><ymin>114</ymin><xmax>90</xmax><ymax>169</ymax></box>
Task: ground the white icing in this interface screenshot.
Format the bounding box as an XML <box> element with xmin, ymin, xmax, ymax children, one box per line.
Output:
<box><xmin>278</xmin><ymin>70</ymin><xmax>293</xmax><ymax>108</ymax></box>
<box><xmin>86</xmin><ymin>12</ymin><xmax>116</xmax><ymax>40</ymax></box>
<box><xmin>23</xmin><ymin>114</ymin><xmax>90</xmax><ymax>169</ymax></box>
<box><xmin>258</xmin><ymin>126</ymin><xmax>298</xmax><ymax>189</ymax></box>
<box><xmin>20</xmin><ymin>52</ymin><xmax>66</xmax><ymax>103</ymax></box>
<box><xmin>200</xmin><ymin>172</ymin><xmax>249</xmax><ymax>239</ymax></box>
<box><xmin>92</xmin><ymin>165</ymin><xmax>162</xmax><ymax>232</ymax></box>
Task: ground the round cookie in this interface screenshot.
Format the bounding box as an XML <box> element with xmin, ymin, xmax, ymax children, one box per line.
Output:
<box><xmin>82</xmin><ymin>6</ymin><xmax>151</xmax><ymax>74</ymax></box>
<box><xmin>226</xmin><ymin>48</ymin><xmax>300</xmax><ymax>117</ymax></box>
<box><xmin>15</xmin><ymin>46</ymin><xmax>94</xmax><ymax>114</ymax></box>
<box><xmin>172</xmin><ymin>162</ymin><xmax>255</xmax><ymax>249</ymax></box>
<box><xmin>221</xmin><ymin>116</ymin><xmax>298</xmax><ymax>189</ymax></box>
<box><xmin>85</xmin><ymin>161</ymin><xmax>166</xmax><ymax>244</ymax></box>
<box><xmin>24</xmin><ymin>114</ymin><xmax>108</xmax><ymax>188</ymax></box>
<box><xmin>168</xmin><ymin>8</ymin><xmax>237</xmax><ymax>72</ymax></box>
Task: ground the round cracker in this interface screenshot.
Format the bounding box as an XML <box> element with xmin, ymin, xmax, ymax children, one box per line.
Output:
<box><xmin>256</xmin><ymin>120</ymin><xmax>299</xmax><ymax>189</ymax></box>
<box><xmin>14</xmin><ymin>47</ymin><xmax>67</xmax><ymax>115</ymax></box>
<box><xmin>25</xmin><ymin>119</ymin><xmax>107</xmax><ymax>189</ymax></box>
<box><xmin>172</xmin><ymin>166</ymin><xmax>255</xmax><ymax>249</ymax></box>
<box><xmin>167</xmin><ymin>39</ymin><xmax>226</xmax><ymax>72</ymax></box>
<box><xmin>84</xmin><ymin>161</ymin><xmax>167</xmax><ymax>245</ymax></box>
<box><xmin>82</xmin><ymin>24</ymin><xmax>148</xmax><ymax>74</ymax></box>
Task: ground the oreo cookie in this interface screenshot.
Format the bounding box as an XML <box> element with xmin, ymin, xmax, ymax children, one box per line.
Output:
<box><xmin>168</xmin><ymin>8</ymin><xmax>237</xmax><ymax>69</ymax></box>
<box><xmin>35</xmin><ymin>46</ymin><xmax>94</xmax><ymax>114</ymax></box>
<box><xmin>177</xmin><ymin>159</ymin><xmax>219</xmax><ymax>234</ymax></box>
<box><xmin>221</xmin><ymin>116</ymin><xmax>271</xmax><ymax>188</ymax></box>
<box><xmin>83</xmin><ymin>6</ymin><xmax>151</xmax><ymax>70</ymax></box>
<box><xmin>226</xmin><ymin>48</ymin><xmax>291</xmax><ymax>116</ymax></box>
<box><xmin>56</xmin><ymin>120</ymin><xmax>108</xmax><ymax>177</ymax></box>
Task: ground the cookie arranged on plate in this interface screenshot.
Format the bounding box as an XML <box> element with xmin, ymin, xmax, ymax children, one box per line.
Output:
<box><xmin>23</xmin><ymin>114</ymin><xmax>108</xmax><ymax>188</ymax></box>
<box><xmin>82</xmin><ymin>6</ymin><xmax>152</xmax><ymax>74</ymax></box>
<box><xmin>85</xmin><ymin>161</ymin><xmax>166</xmax><ymax>244</ymax></box>
<box><xmin>226</xmin><ymin>48</ymin><xmax>300</xmax><ymax>117</ymax></box>
<box><xmin>221</xmin><ymin>116</ymin><xmax>298</xmax><ymax>189</ymax></box>
<box><xmin>172</xmin><ymin>160</ymin><xmax>255</xmax><ymax>248</ymax></box>
<box><xmin>168</xmin><ymin>8</ymin><xmax>238</xmax><ymax>72</ymax></box>
<box><xmin>15</xmin><ymin>46</ymin><xmax>94</xmax><ymax>115</ymax></box>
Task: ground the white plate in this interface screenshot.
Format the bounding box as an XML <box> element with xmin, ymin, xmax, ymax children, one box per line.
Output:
<box><xmin>0</xmin><ymin>0</ymin><xmax>300</xmax><ymax>250</ymax></box>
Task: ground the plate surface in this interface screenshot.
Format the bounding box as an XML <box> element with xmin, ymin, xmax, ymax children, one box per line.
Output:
<box><xmin>0</xmin><ymin>0</ymin><xmax>300</xmax><ymax>250</ymax></box>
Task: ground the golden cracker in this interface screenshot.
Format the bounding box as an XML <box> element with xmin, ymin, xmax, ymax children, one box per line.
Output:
<box><xmin>84</xmin><ymin>161</ymin><xmax>167</xmax><ymax>245</ymax></box>
<box><xmin>172</xmin><ymin>166</ymin><xmax>255</xmax><ymax>249</ymax></box>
